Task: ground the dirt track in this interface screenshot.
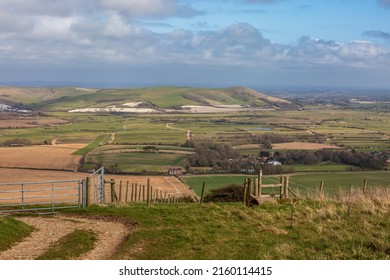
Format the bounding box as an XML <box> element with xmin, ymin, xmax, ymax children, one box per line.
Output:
<box><xmin>0</xmin><ymin>215</ymin><xmax>133</xmax><ymax>260</ymax></box>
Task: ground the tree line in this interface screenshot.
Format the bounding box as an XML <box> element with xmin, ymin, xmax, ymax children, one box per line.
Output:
<box><xmin>183</xmin><ymin>137</ymin><xmax>387</xmax><ymax>174</ymax></box>
<box><xmin>273</xmin><ymin>149</ymin><xmax>387</xmax><ymax>170</ymax></box>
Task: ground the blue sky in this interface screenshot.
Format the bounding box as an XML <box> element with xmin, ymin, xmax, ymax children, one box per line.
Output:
<box><xmin>0</xmin><ymin>0</ymin><xmax>390</xmax><ymax>89</ymax></box>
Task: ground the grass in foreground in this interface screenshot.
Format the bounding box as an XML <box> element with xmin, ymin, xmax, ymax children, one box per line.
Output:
<box><xmin>36</xmin><ymin>229</ymin><xmax>97</xmax><ymax>260</ymax></box>
<box><xmin>0</xmin><ymin>218</ymin><xmax>35</xmax><ymax>252</ymax></box>
<box><xmin>70</xmin><ymin>188</ymin><xmax>390</xmax><ymax>260</ymax></box>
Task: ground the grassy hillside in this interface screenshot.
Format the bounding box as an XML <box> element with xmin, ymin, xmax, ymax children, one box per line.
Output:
<box><xmin>0</xmin><ymin>86</ymin><xmax>289</xmax><ymax>111</ymax></box>
<box><xmin>69</xmin><ymin>191</ymin><xmax>390</xmax><ymax>259</ymax></box>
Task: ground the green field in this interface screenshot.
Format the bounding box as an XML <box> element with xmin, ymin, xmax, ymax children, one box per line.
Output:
<box><xmin>1</xmin><ymin>86</ymin><xmax>389</xmax><ymax>181</ymax></box>
<box><xmin>1</xmin><ymin>105</ymin><xmax>390</xmax><ymax>153</ymax></box>
<box><xmin>182</xmin><ymin>171</ymin><xmax>390</xmax><ymax>197</ymax></box>
<box><xmin>289</xmin><ymin>171</ymin><xmax>390</xmax><ymax>196</ymax></box>
<box><xmin>85</xmin><ymin>152</ymin><xmax>186</xmax><ymax>173</ymax></box>
<box><xmin>73</xmin><ymin>134</ymin><xmax>110</xmax><ymax>155</ymax></box>
<box><xmin>286</xmin><ymin>164</ymin><xmax>353</xmax><ymax>172</ymax></box>
<box><xmin>0</xmin><ymin>86</ymin><xmax>272</xmax><ymax>110</ymax></box>
<box><xmin>182</xmin><ymin>174</ymin><xmax>281</xmax><ymax>196</ymax></box>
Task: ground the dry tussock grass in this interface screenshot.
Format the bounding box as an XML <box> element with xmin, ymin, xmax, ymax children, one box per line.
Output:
<box><xmin>336</xmin><ymin>187</ymin><xmax>390</xmax><ymax>215</ymax></box>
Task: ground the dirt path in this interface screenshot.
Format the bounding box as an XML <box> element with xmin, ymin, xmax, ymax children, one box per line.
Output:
<box><xmin>108</xmin><ymin>133</ymin><xmax>116</xmax><ymax>144</ymax></box>
<box><xmin>166</xmin><ymin>123</ymin><xmax>193</xmax><ymax>140</ymax></box>
<box><xmin>0</xmin><ymin>215</ymin><xmax>133</xmax><ymax>260</ymax></box>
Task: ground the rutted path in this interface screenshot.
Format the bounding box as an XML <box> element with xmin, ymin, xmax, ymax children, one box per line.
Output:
<box><xmin>0</xmin><ymin>215</ymin><xmax>134</xmax><ymax>260</ymax></box>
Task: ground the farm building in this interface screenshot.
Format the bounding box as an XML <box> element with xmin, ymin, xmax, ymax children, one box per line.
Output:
<box><xmin>268</xmin><ymin>160</ymin><xmax>282</xmax><ymax>166</ymax></box>
<box><xmin>168</xmin><ymin>168</ymin><xmax>183</xmax><ymax>176</ymax></box>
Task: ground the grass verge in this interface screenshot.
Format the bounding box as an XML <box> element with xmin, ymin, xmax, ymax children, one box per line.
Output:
<box><xmin>0</xmin><ymin>218</ymin><xmax>35</xmax><ymax>252</ymax></box>
<box><xmin>36</xmin><ymin>229</ymin><xmax>97</xmax><ymax>260</ymax></box>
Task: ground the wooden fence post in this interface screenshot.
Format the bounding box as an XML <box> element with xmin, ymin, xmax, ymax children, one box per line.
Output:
<box><xmin>147</xmin><ymin>179</ymin><xmax>151</xmax><ymax>207</ymax></box>
<box><xmin>125</xmin><ymin>181</ymin><xmax>129</xmax><ymax>203</ymax></box>
<box><xmin>85</xmin><ymin>176</ymin><xmax>91</xmax><ymax>207</ymax></box>
<box><xmin>363</xmin><ymin>179</ymin><xmax>368</xmax><ymax>194</ymax></box>
<box><xmin>246</xmin><ymin>179</ymin><xmax>252</xmax><ymax>207</ymax></box>
<box><xmin>258</xmin><ymin>170</ymin><xmax>263</xmax><ymax>198</ymax></box>
<box><xmin>284</xmin><ymin>176</ymin><xmax>289</xmax><ymax>199</ymax></box>
<box><xmin>110</xmin><ymin>179</ymin><xmax>117</xmax><ymax>203</ymax></box>
<box><xmin>200</xmin><ymin>182</ymin><xmax>206</xmax><ymax>204</ymax></box>
<box><xmin>118</xmin><ymin>181</ymin><xmax>123</xmax><ymax>203</ymax></box>
<box><xmin>134</xmin><ymin>183</ymin><xmax>138</xmax><ymax>202</ymax></box>
<box><xmin>243</xmin><ymin>179</ymin><xmax>248</xmax><ymax>205</ymax></box>
<box><xmin>319</xmin><ymin>181</ymin><xmax>324</xmax><ymax>196</ymax></box>
<box><xmin>280</xmin><ymin>176</ymin><xmax>285</xmax><ymax>199</ymax></box>
<box><xmin>131</xmin><ymin>183</ymin><xmax>135</xmax><ymax>202</ymax></box>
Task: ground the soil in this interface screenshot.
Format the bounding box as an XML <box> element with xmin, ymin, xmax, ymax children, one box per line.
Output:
<box><xmin>272</xmin><ymin>142</ymin><xmax>341</xmax><ymax>150</ymax></box>
<box><xmin>0</xmin><ymin>145</ymin><xmax>84</xmax><ymax>170</ymax></box>
<box><xmin>0</xmin><ymin>214</ymin><xmax>135</xmax><ymax>260</ymax></box>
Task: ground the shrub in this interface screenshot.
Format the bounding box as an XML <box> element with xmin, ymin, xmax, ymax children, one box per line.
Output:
<box><xmin>3</xmin><ymin>138</ymin><xmax>32</xmax><ymax>146</ymax></box>
<box><xmin>204</xmin><ymin>184</ymin><xmax>244</xmax><ymax>203</ymax></box>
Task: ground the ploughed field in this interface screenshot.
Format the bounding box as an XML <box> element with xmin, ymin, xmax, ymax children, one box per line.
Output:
<box><xmin>0</xmin><ymin>144</ymin><xmax>85</xmax><ymax>171</ymax></box>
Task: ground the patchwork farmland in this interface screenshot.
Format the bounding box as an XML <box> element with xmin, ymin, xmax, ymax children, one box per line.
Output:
<box><xmin>0</xmin><ymin>86</ymin><xmax>389</xmax><ymax>260</ymax></box>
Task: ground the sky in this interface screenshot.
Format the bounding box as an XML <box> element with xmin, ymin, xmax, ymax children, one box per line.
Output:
<box><xmin>1</xmin><ymin>0</ymin><xmax>390</xmax><ymax>89</ymax></box>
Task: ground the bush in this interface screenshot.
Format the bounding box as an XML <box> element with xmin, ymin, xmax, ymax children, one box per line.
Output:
<box><xmin>204</xmin><ymin>184</ymin><xmax>244</xmax><ymax>203</ymax></box>
<box><xmin>3</xmin><ymin>138</ymin><xmax>32</xmax><ymax>146</ymax></box>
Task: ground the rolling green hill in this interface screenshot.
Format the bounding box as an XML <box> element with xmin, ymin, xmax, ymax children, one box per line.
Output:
<box><xmin>0</xmin><ymin>86</ymin><xmax>290</xmax><ymax>111</ymax></box>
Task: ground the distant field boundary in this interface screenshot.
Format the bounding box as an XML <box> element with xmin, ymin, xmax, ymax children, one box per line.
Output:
<box><xmin>73</xmin><ymin>134</ymin><xmax>110</xmax><ymax>156</ymax></box>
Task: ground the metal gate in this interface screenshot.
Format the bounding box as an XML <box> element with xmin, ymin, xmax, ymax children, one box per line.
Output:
<box><xmin>0</xmin><ymin>167</ymin><xmax>105</xmax><ymax>213</ymax></box>
<box><xmin>85</xmin><ymin>167</ymin><xmax>105</xmax><ymax>206</ymax></box>
<box><xmin>0</xmin><ymin>179</ymin><xmax>83</xmax><ymax>214</ymax></box>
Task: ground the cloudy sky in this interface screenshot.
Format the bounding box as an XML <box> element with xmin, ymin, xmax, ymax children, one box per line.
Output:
<box><xmin>1</xmin><ymin>0</ymin><xmax>390</xmax><ymax>89</ymax></box>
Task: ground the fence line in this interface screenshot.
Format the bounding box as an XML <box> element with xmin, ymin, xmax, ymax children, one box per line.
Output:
<box><xmin>104</xmin><ymin>179</ymin><xmax>183</xmax><ymax>205</ymax></box>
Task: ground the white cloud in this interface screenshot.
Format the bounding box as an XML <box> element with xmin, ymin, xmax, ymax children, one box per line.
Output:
<box><xmin>0</xmin><ymin>0</ymin><xmax>72</xmax><ymax>17</ymax></box>
<box><xmin>0</xmin><ymin>0</ymin><xmax>389</xmax><ymax>87</ymax></box>
<box><xmin>2</xmin><ymin>19</ymin><xmax>390</xmax><ymax>70</ymax></box>
<box><xmin>101</xmin><ymin>0</ymin><xmax>175</xmax><ymax>17</ymax></box>
<box><xmin>100</xmin><ymin>0</ymin><xmax>200</xmax><ymax>18</ymax></box>
<box><xmin>103</xmin><ymin>14</ymin><xmax>132</xmax><ymax>37</ymax></box>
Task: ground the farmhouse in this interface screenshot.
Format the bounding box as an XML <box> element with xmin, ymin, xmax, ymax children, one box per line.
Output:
<box><xmin>168</xmin><ymin>168</ymin><xmax>182</xmax><ymax>176</ymax></box>
<box><xmin>8</xmin><ymin>144</ymin><xmax>24</xmax><ymax>147</ymax></box>
<box><xmin>268</xmin><ymin>160</ymin><xmax>282</xmax><ymax>166</ymax></box>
